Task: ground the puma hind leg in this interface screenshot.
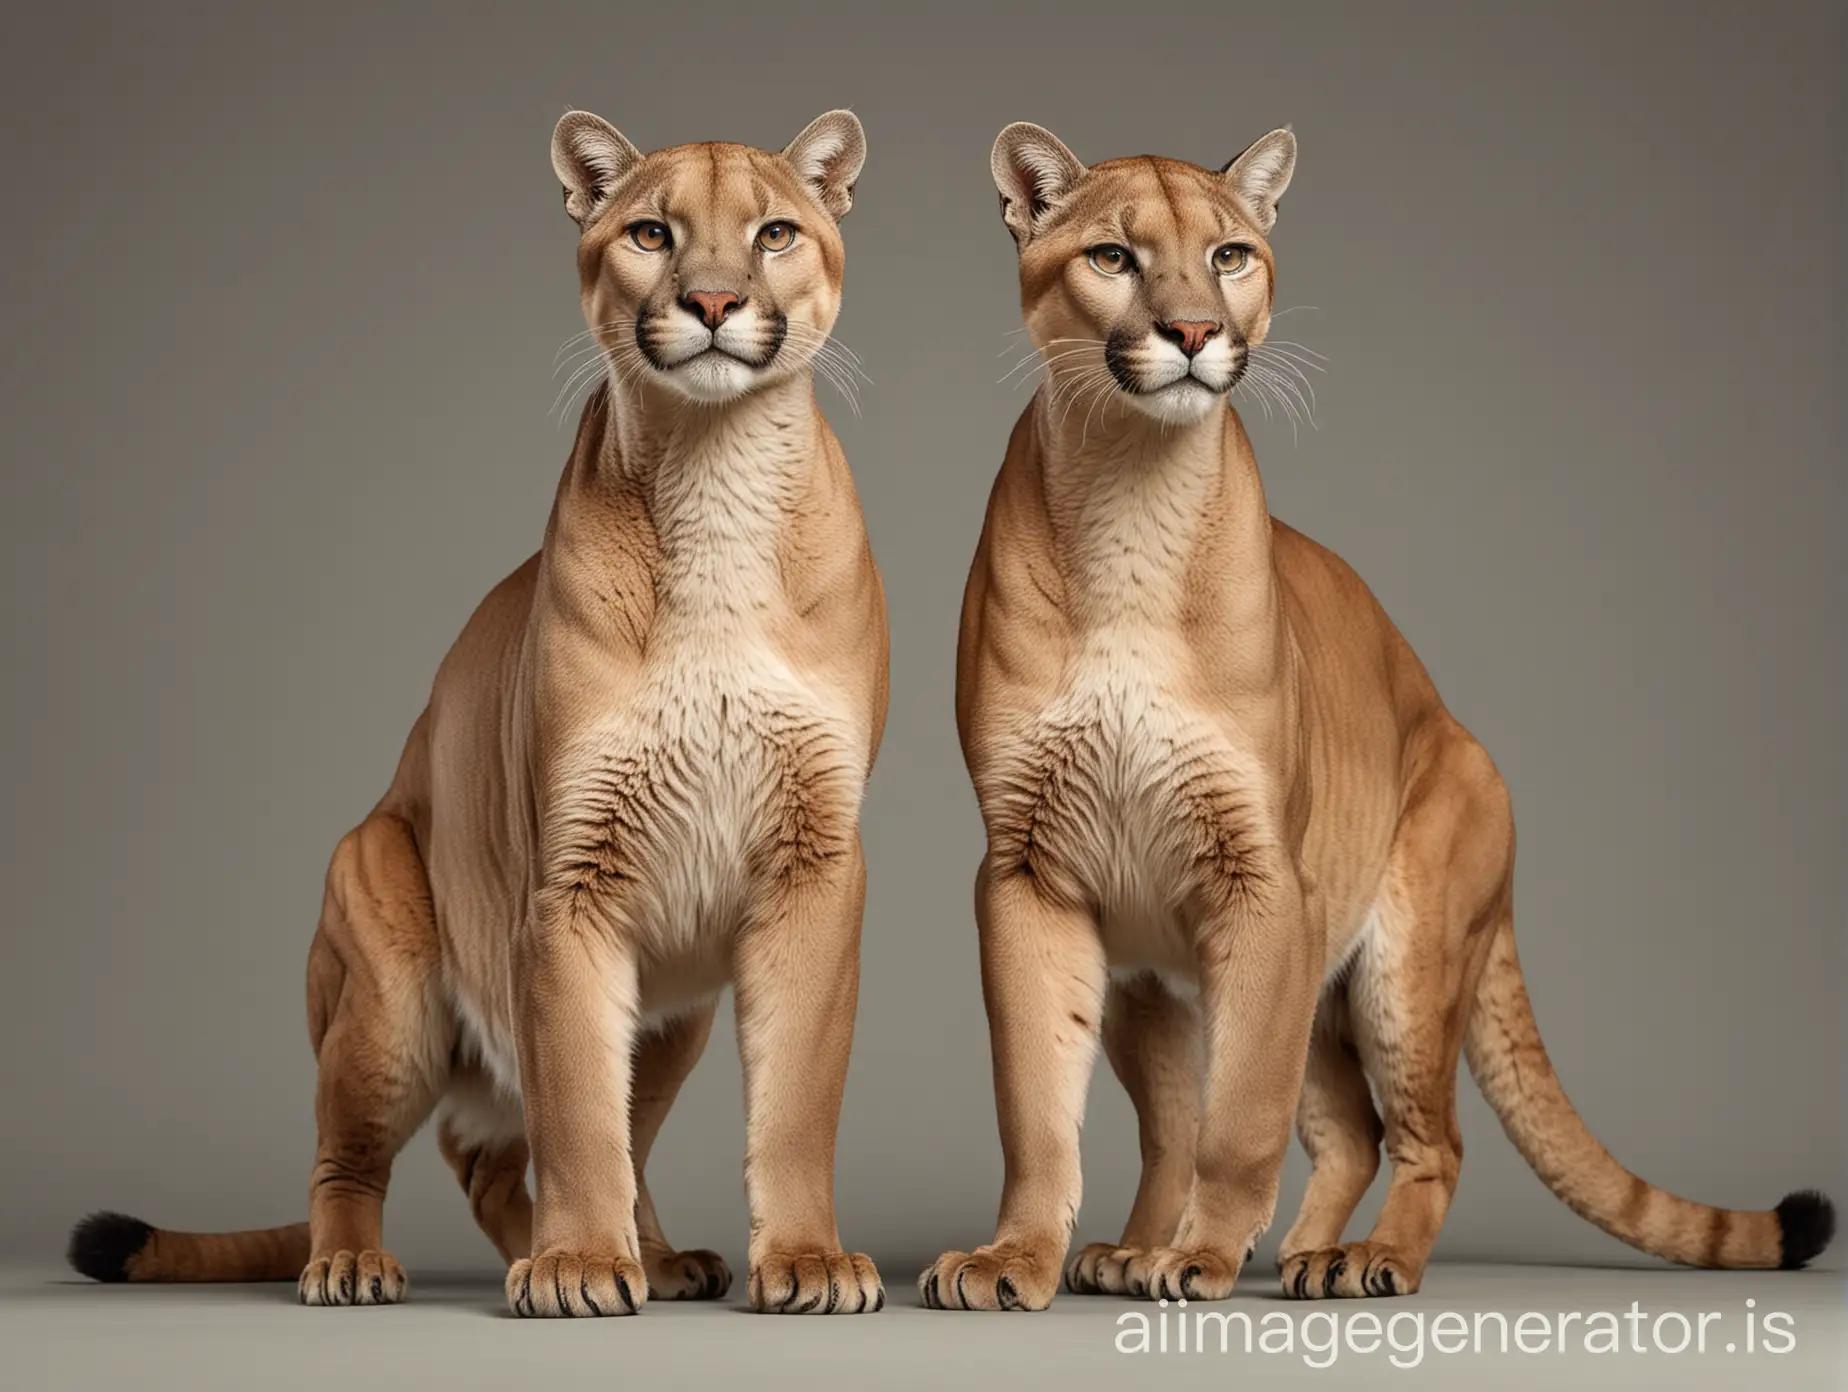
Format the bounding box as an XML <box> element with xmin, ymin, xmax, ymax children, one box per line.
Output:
<box><xmin>1276</xmin><ymin>993</ymin><xmax>1385</xmax><ymax>1295</ymax></box>
<box><xmin>1282</xmin><ymin>734</ymin><xmax>1510</xmax><ymax>1299</ymax></box>
<box><xmin>1066</xmin><ymin>974</ymin><xmax>1200</xmax><ymax>1296</ymax></box>
<box><xmin>436</xmin><ymin>1071</ymin><xmax>532</xmax><ymax>1266</ymax></box>
<box><xmin>631</xmin><ymin>1005</ymin><xmax>732</xmax><ymax>1300</ymax></box>
<box><xmin>299</xmin><ymin>812</ymin><xmax>453</xmax><ymax>1306</ymax></box>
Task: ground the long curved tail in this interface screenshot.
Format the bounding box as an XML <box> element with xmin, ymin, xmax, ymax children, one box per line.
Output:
<box><xmin>1464</xmin><ymin>919</ymin><xmax>1834</xmax><ymax>1269</ymax></box>
<box><xmin>68</xmin><ymin>1212</ymin><xmax>310</xmax><ymax>1283</ymax></box>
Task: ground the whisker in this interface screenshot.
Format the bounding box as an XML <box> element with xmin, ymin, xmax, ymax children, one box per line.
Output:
<box><xmin>1053</xmin><ymin>367</ymin><xmax>1115</xmax><ymax>431</ymax></box>
<box><xmin>1266</xmin><ymin>363</ymin><xmax>1317</xmax><ymax>428</ymax></box>
<box><xmin>552</xmin><ymin>342</ymin><xmax>618</xmax><ymax>378</ymax></box>
<box><xmin>1043</xmin><ymin>360</ymin><xmax>1103</xmax><ymax>413</ymax></box>
<box><xmin>1251</xmin><ymin>335</ymin><xmax>1326</xmax><ymax>375</ymax></box>
<box><xmin>1248</xmin><ymin>359</ymin><xmax>1306</xmax><ymax>420</ymax></box>
<box><xmin>782</xmin><ymin>323</ymin><xmax>873</xmax><ymax>386</ymax></box>
<box><xmin>1242</xmin><ymin>362</ymin><xmax>1309</xmax><ymax>442</ymax></box>
<box><xmin>552</xmin><ymin>320</ymin><xmax>636</xmax><ymax>366</ymax></box>
<box><xmin>995</xmin><ymin>325</ymin><xmax>1035</xmax><ymax>357</ymax></box>
<box><xmin>1045</xmin><ymin>370</ymin><xmax>1091</xmax><ymax>426</ymax></box>
<box><xmin>1235</xmin><ymin>374</ymin><xmax>1275</xmax><ymax>425</ymax></box>
<box><xmin>550</xmin><ymin>349</ymin><xmax>614</xmax><ymax>423</ymax></box>
<box><xmin>1247</xmin><ymin>376</ymin><xmax>1294</xmax><ymax>439</ymax></box>
<box><xmin>1251</xmin><ymin>343</ymin><xmax>1327</xmax><ymax>373</ymax></box>
<box><xmin>1249</xmin><ymin>349</ymin><xmax>1320</xmax><ymax>418</ymax></box>
<box><xmin>1077</xmin><ymin>372</ymin><xmax>1121</xmax><ymax>448</ymax></box>
<box><xmin>999</xmin><ymin>345</ymin><xmax>1100</xmax><ymax>387</ymax></box>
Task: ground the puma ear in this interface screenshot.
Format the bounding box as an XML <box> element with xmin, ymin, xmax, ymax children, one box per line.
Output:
<box><xmin>782</xmin><ymin>110</ymin><xmax>866</xmax><ymax>220</ymax></box>
<box><xmin>1221</xmin><ymin>127</ymin><xmax>1297</xmax><ymax>234</ymax></box>
<box><xmin>991</xmin><ymin>122</ymin><xmax>1086</xmax><ymax>246</ymax></box>
<box><xmin>551</xmin><ymin>111</ymin><xmax>644</xmax><ymax>228</ymax></box>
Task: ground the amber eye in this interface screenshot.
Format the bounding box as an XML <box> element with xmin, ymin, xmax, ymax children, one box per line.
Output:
<box><xmin>1087</xmin><ymin>244</ymin><xmax>1133</xmax><ymax>276</ymax></box>
<box><xmin>1213</xmin><ymin>243</ymin><xmax>1252</xmax><ymax>275</ymax></box>
<box><xmin>756</xmin><ymin>221</ymin><xmax>798</xmax><ymax>252</ymax></box>
<box><xmin>628</xmin><ymin>221</ymin><xmax>671</xmax><ymax>252</ymax></box>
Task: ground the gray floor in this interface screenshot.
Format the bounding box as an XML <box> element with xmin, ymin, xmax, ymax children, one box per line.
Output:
<box><xmin>6</xmin><ymin>1260</ymin><xmax>1843</xmax><ymax>1390</ymax></box>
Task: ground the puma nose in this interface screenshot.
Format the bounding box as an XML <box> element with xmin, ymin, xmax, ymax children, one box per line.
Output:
<box><xmin>1155</xmin><ymin>319</ymin><xmax>1223</xmax><ymax>358</ymax></box>
<box><xmin>682</xmin><ymin>290</ymin><xmax>743</xmax><ymax>329</ymax></box>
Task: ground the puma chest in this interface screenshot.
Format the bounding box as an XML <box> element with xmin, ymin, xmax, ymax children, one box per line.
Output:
<box><xmin>988</xmin><ymin>631</ymin><xmax>1267</xmax><ymax>963</ymax></box>
<box><xmin>551</xmin><ymin>628</ymin><xmax>863</xmax><ymax>940</ymax></box>
<box><xmin>545</xmin><ymin>455</ymin><xmax>865</xmax><ymax>945</ymax></box>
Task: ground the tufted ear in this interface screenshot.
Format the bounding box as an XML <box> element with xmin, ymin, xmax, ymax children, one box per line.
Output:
<box><xmin>991</xmin><ymin>122</ymin><xmax>1086</xmax><ymax>246</ymax></box>
<box><xmin>782</xmin><ymin>110</ymin><xmax>867</xmax><ymax>220</ymax></box>
<box><xmin>1221</xmin><ymin>127</ymin><xmax>1297</xmax><ymax>234</ymax></box>
<box><xmin>551</xmin><ymin>111</ymin><xmax>644</xmax><ymax>228</ymax></box>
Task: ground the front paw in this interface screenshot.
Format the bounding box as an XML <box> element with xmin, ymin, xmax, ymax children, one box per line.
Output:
<box><xmin>1065</xmin><ymin>1242</ymin><xmax>1144</xmax><ymax>1295</ymax></box>
<box><xmin>299</xmin><ymin>1250</ymin><xmax>407</xmax><ymax>1306</ymax></box>
<box><xmin>749</xmin><ymin>1250</ymin><xmax>883</xmax><ymax>1314</ymax></box>
<box><xmin>507</xmin><ymin>1251</ymin><xmax>646</xmax><ymax>1317</ymax></box>
<box><xmin>919</xmin><ymin>1241</ymin><xmax>1061</xmax><ymax>1311</ymax></box>
<box><xmin>1280</xmin><ymin>1242</ymin><xmax>1420</xmax><ymax>1299</ymax></box>
<box><xmin>642</xmin><ymin>1243</ymin><xmax>732</xmax><ymax>1301</ymax></box>
<box><xmin>1130</xmin><ymin>1245</ymin><xmax>1243</xmax><ymax>1302</ymax></box>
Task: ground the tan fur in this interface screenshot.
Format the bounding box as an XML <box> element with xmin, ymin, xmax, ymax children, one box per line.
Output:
<box><xmin>922</xmin><ymin>123</ymin><xmax>1828</xmax><ymax>1310</ymax></box>
<box><xmin>72</xmin><ymin>111</ymin><xmax>889</xmax><ymax>1316</ymax></box>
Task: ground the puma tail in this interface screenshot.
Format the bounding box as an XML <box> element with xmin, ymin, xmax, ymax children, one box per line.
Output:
<box><xmin>67</xmin><ymin>1212</ymin><xmax>309</xmax><ymax>1283</ymax></box>
<box><xmin>1465</xmin><ymin>920</ymin><xmax>1834</xmax><ymax>1270</ymax></box>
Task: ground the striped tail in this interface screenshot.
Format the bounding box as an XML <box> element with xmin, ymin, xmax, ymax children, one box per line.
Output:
<box><xmin>1464</xmin><ymin>920</ymin><xmax>1834</xmax><ymax>1270</ymax></box>
<box><xmin>68</xmin><ymin>1212</ymin><xmax>310</xmax><ymax>1283</ymax></box>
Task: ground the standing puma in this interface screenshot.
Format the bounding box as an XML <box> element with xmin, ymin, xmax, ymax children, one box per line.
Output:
<box><xmin>67</xmin><ymin>109</ymin><xmax>890</xmax><ymax>1317</ymax></box>
<box><xmin>921</xmin><ymin>122</ymin><xmax>1833</xmax><ymax>1310</ymax></box>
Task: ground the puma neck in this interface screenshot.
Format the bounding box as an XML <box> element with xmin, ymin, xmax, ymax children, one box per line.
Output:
<box><xmin>1032</xmin><ymin>390</ymin><xmax>1276</xmax><ymax>630</ymax></box>
<box><xmin>543</xmin><ymin>373</ymin><xmax>824</xmax><ymax>639</ymax></box>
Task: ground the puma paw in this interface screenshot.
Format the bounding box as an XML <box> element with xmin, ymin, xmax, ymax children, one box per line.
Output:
<box><xmin>1280</xmin><ymin>1242</ymin><xmax>1421</xmax><ymax>1299</ymax></box>
<box><xmin>919</xmin><ymin>1241</ymin><xmax>1061</xmax><ymax>1311</ymax></box>
<box><xmin>506</xmin><ymin>1251</ymin><xmax>646</xmax><ymax>1317</ymax></box>
<box><xmin>298</xmin><ymin>1250</ymin><xmax>407</xmax><ymax>1307</ymax></box>
<box><xmin>1065</xmin><ymin>1242</ymin><xmax>1143</xmax><ymax>1295</ymax></box>
<box><xmin>1131</xmin><ymin>1245</ymin><xmax>1243</xmax><ymax>1302</ymax></box>
<box><xmin>642</xmin><ymin>1244</ymin><xmax>732</xmax><ymax>1301</ymax></box>
<box><xmin>748</xmin><ymin>1250</ymin><xmax>882</xmax><ymax>1314</ymax></box>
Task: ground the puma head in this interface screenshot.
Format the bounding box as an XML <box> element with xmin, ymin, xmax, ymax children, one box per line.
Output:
<box><xmin>991</xmin><ymin>122</ymin><xmax>1295</xmax><ymax>426</ymax></box>
<box><xmin>553</xmin><ymin>109</ymin><xmax>865</xmax><ymax>404</ymax></box>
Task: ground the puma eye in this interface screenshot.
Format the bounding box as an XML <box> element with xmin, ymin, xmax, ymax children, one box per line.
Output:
<box><xmin>756</xmin><ymin>222</ymin><xmax>798</xmax><ymax>252</ymax></box>
<box><xmin>1087</xmin><ymin>244</ymin><xmax>1133</xmax><ymax>276</ymax></box>
<box><xmin>628</xmin><ymin>221</ymin><xmax>671</xmax><ymax>252</ymax></box>
<box><xmin>1213</xmin><ymin>243</ymin><xmax>1252</xmax><ymax>275</ymax></box>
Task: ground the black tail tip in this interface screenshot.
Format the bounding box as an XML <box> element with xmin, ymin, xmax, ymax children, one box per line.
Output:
<box><xmin>1775</xmin><ymin>1190</ymin><xmax>1835</xmax><ymax>1270</ymax></box>
<box><xmin>67</xmin><ymin>1211</ymin><xmax>154</xmax><ymax>1283</ymax></box>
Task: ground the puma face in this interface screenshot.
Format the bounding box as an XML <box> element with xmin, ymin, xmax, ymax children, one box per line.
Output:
<box><xmin>552</xmin><ymin>110</ymin><xmax>865</xmax><ymax>404</ymax></box>
<box><xmin>991</xmin><ymin>123</ymin><xmax>1296</xmax><ymax>426</ymax></box>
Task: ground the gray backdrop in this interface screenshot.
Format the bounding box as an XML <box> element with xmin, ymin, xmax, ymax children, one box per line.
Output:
<box><xmin>3</xmin><ymin>0</ymin><xmax>1842</xmax><ymax>1276</ymax></box>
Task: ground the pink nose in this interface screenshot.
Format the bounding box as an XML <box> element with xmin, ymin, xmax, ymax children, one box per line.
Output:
<box><xmin>1157</xmin><ymin>319</ymin><xmax>1223</xmax><ymax>358</ymax></box>
<box><xmin>682</xmin><ymin>290</ymin><xmax>742</xmax><ymax>329</ymax></box>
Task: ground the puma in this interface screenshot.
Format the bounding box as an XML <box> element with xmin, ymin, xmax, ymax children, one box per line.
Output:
<box><xmin>920</xmin><ymin>121</ymin><xmax>1834</xmax><ymax>1310</ymax></box>
<box><xmin>68</xmin><ymin>108</ymin><xmax>890</xmax><ymax>1317</ymax></box>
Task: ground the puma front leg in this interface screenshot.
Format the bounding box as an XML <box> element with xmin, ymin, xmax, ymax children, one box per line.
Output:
<box><xmin>1131</xmin><ymin>860</ymin><xmax>1320</xmax><ymax>1302</ymax></box>
<box><xmin>735</xmin><ymin>840</ymin><xmax>883</xmax><ymax>1314</ymax></box>
<box><xmin>921</xmin><ymin>858</ymin><xmax>1107</xmax><ymax>1311</ymax></box>
<box><xmin>506</xmin><ymin>884</ymin><xmax>646</xmax><ymax>1317</ymax></box>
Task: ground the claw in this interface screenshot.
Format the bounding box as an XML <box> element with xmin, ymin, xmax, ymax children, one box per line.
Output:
<box><xmin>1323</xmin><ymin>1257</ymin><xmax>1345</xmax><ymax>1298</ymax></box>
